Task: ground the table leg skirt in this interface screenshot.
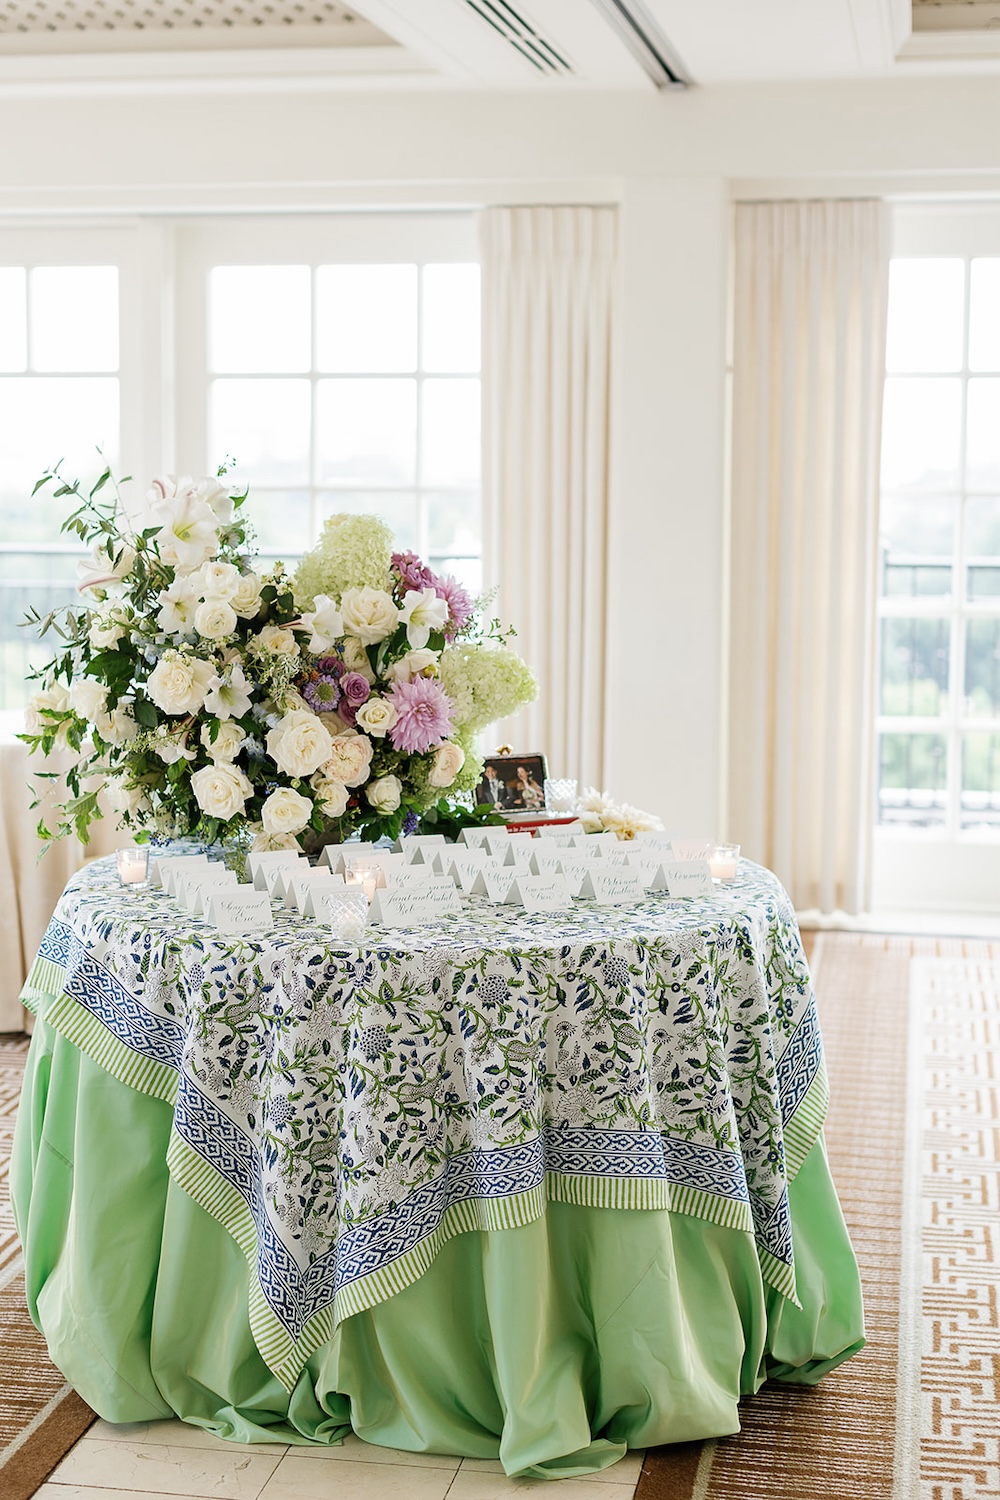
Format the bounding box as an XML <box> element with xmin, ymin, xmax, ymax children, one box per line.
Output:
<box><xmin>11</xmin><ymin>1015</ymin><xmax>865</xmax><ymax>1480</ymax></box>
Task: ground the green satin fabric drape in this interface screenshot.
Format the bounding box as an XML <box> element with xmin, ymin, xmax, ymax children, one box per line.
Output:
<box><xmin>12</xmin><ymin>1014</ymin><xmax>864</xmax><ymax>1479</ymax></box>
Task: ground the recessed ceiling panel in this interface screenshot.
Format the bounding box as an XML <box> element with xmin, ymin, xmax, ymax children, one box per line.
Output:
<box><xmin>0</xmin><ymin>0</ymin><xmax>395</xmax><ymax>48</ymax></box>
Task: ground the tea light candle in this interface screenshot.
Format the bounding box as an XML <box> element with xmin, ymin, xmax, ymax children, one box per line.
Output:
<box><xmin>345</xmin><ymin>866</ymin><xmax>379</xmax><ymax>903</ymax></box>
<box><xmin>708</xmin><ymin>844</ymin><xmax>740</xmax><ymax>882</ymax></box>
<box><xmin>116</xmin><ymin>846</ymin><xmax>149</xmax><ymax>888</ymax></box>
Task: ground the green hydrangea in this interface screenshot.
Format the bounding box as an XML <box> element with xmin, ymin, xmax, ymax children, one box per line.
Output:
<box><xmin>293</xmin><ymin>514</ymin><xmax>394</xmax><ymax>607</ymax></box>
<box><xmin>439</xmin><ymin>643</ymin><xmax>537</xmax><ymax>732</ymax></box>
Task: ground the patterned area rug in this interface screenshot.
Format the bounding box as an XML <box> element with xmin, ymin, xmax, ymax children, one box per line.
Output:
<box><xmin>636</xmin><ymin>933</ymin><xmax>1000</xmax><ymax>1500</ymax></box>
<box><xmin>0</xmin><ymin>1033</ymin><xmax>96</xmax><ymax>1500</ymax></box>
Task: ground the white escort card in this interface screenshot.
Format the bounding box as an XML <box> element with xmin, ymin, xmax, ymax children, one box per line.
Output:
<box><xmin>248</xmin><ymin>850</ymin><xmax>302</xmax><ymax>885</ymax></box>
<box><xmin>634</xmin><ymin>831</ymin><xmax>677</xmax><ymax>850</ymax></box>
<box><xmin>257</xmin><ymin>860</ymin><xmax>306</xmax><ymax>898</ymax></box>
<box><xmin>502</xmin><ymin>846</ymin><xmax>535</xmax><ymax>871</ymax></box>
<box><xmin>285</xmin><ymin>870</ymin><xmax>341</xmax><ymax>911</ymax></box>
<box><xmin>381</xmin><ymin>865</ymin><xmax>442</xmax><ymax>890</ymax></box>
<box><xmin>205</xmin><ymin>889</ymin><xmax>274</xmax><ymax>934</ymax></box>
<box><xmin>529</xmin><ymin>848</ymin><xmax>566</xmax><ymax>876</ymax></box>
<box><xmin>459</xmin><ymin>828</ymin><xmax>513</xmax><ymax>856</ymax></box>
<box><xmin>156</xmin><ymin>855</ymin><xmax>211</xmax><ymax>894</ymax></box>
<box><xmin>469</xmin><ymin>870</ymin><xmax>515</xmax><ymax>903</ymax></box>
<box><xmin>393</xmin><ymin>834</ymin><xmax>447</xmax><ymax>858</ymax></box>
<box><xmin>537</xmin><ymin>820</ymin><xmax>585</xmax><ymax>837</ymax></box>
<box><xmin>623</xmin><ymin>852</ymin><xmax>668</xmax><ymax>890</ymax></box>
<box><xmin>272</xmin><ymin>863</ymin><xmax>309</xmax><ymax>902</ymax></box>
<box><xmin>301</xmin><ymin>876</ymin><xmax>348</xmax><ymax>918</ymax></box>
<box><xmin>431</xmin><ymin>847</ymin><xmax>490</xmax><ymax>874</ymax></box>
<box><xmin>179</xmin><ymin>869</ymin><xmax>238</xmax><ymax>915</ymax></box>
<box><xmin>332</xmin><ymin>848</ymin><xmax>405</xmax><ymax>877</ymax></box>
<box><xmin>444</xmin><ymin>854</ymin><xmax>493</xmax><ymax>890</ymax></box>
<box><xmin>671</xmin><ymin>839</ymin><xmax>714</xmax><ymax>862</ymax></box>
<box><xmin>503</xmin><ymin>874</ymin><xmax>574</xmax><ymax>913</ymax></box>
<box><xmin>577</xmin><ymin>865</ymin><xmax>646</xmax><ymax>905</ymax></box>
<box><xmin>368</xmin><ymin>883</ymin><xmax>460</xmax><ymax>926</ymax></box>
<box><xmin>662</xmin><ymin>859</ymin><xmax>715</xmax><ymax>898</ymax></box>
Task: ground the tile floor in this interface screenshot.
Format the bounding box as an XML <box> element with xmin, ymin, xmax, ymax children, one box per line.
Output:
<box><xmin>39</xmin><ymin>1420</ymin><xmax>644</xmax><ymax>1500</ymax></box>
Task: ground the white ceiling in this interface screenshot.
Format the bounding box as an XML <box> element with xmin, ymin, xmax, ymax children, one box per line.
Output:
<box><xmin>4</xmin><ymin>0</ymin><xmax>1000</xmax><ymax>84</ymax></box>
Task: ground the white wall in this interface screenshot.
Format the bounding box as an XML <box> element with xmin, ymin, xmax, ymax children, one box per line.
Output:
<box><xmin>5</xmin><ymin>74</ymin><xmax>1000</xmax><ymax>832</ymax></box>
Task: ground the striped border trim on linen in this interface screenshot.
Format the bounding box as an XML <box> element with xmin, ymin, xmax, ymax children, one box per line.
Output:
<box><xmin>19</xmin><ymin>959</ymin><xmax>67</xmax><ymax>1018</ymax></box>
<box><xmin>39</xmin><ymin>988</ymin><xmax>178</xmax><ymax>1107</ymax></box>
<box><xmin>546</xmin><ymin>1170</ymin><xmax>755</xmax><ymax>1233</ymax></box>
<box><xmin>783</xmin><ymin>1066</ymin><xmax>829</xmax><ymax>1180</ymax></box>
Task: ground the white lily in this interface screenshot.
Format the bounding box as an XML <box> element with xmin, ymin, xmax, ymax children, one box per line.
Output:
<box><xmin>204</xmin><ymin>664</ymin><xmax>253</xmax><ymax>721</ymax></box>
<box><xmin>398</xmin><ymin>588</ymin><xmax>449</xmax><ymax>651</ymax></box>
<box><xmin>299</xmin><ymin>593</ymin><xmax>344</xmax><ymax>654</ymax></box>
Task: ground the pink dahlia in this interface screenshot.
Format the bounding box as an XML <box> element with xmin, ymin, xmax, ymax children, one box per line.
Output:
<box><xmin>392</xmin><ymin>551</ymin><xmax>436</xmax><ymax>594</ymax></box>
<box><xmin>387</xmin><ymin>677</ymin><xmax>454</xmax><ymax>755</ymax></box>
<box><xmin>434</xmin><ymin>573</ymin><xmax>474</xmax><ymax>640</ymax></box>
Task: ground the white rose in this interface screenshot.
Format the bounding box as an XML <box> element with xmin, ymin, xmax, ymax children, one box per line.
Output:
<box><xmin>194</xmin><ymin>599</ymin><xmax>238</xmax><ymax>640</ymax></box>
<box><xmin>25</xmin><ymin>683</ymin><xmax>70</xmax><ymax>737</ymax></box>
<box><xmin>256</xmin><ymin>624</ymin><xmax>300</xmax><ymax>658</ymax></box>
<box><xmin>251</xmin><ymin>831</ymin><xmax>301</xmax><ymax>853</ymax></box>
<box><xmin>365</xmin><ymin>774</ymin><xmax>402</xmax><ymax>814</ymax></box>
<box><xmin>339</xmin><ymin>587</ymin><xmax>399</xmax><ymax>646</ymax></box>
<box><xmin>200</xmin><ymin>720</ymin><xmax>246</xmax><ymax>761</ymax></box>
<box><xmin>261</xmin><ymin>787</ymin><xmax>313</xmax><ymax>836</ymax></box>
<box><xmin>354</xmin><ymin>697</ymin><xmax>397</xmax><ymax>739</ymax></box>
<box><xmin>77</xmin><ymin>538</ymin><xmax>136</xmax><ymax>595</ymax></box>
<box><xmin>427</xmin><ymin>740</ymin><xmax>465</xmax><ymax>788</ymax></box>
<box><xmin>398</xmin><ymin>588</ymin><xmax>449</xmax><ymax>651</ymax></box>
<box><xmin>191</xmin><ymin>762</ymin><xmax>253</xmax><ymax>821</ymax></box>
<box><xmin>194</xmin><ymin>560</ymin><xmax>240</xmax><ymax>600</ymax></box>
<box><xmin>89</xmin><ymin>610</ymin><xmax>129</xmax><ymax>650</ymax></box>
<box><xmin>311</xmin><ymin>777</ymin><xmax>350</xmax><ymax>818</ymax></box>
<box><xmin>147</xmin><ymin>651</ymin><xmax>216</xmax><ymax>716</ymax></box>
<box><xmin>94</xmin><ymin>703</ymin><xmax>137</xmax><ymax>746</ymax></box>
<box><xmin>321</xmin><ymin>732</ymin><xmax>373</xmax><ymax>788</ymax></box>
<box><xmin>266</xmin><ymin>709</ymin><xmax>334</xmax><ymax>779</ymax></box>
<box><xmin>69</xmin><ymin>678</ymin><xmax>107</xmax><ymax>722</ymax></box>
<box><xmin>384</xmin><ymin>648</ymin><xmax>439</xmax><ymax>685</ymax></box>
<box><xmin>231</xmin><ymin>573</ymin><xmax>264</xmax><ymax>619</ymax></box>
<box><xmin>341</xmin><ymin>635</ymin><xmax>376</xmax><ymax>685</ymax></box>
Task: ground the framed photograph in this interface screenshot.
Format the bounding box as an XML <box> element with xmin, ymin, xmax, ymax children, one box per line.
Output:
<box><xmin>476</xmin><ymin>754</ymin><xmax>549</xmax><ymax>813</ymax></box>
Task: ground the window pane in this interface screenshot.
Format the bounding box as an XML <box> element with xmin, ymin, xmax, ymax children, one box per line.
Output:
<box><xmin>422</xmin><ymin>264</ymin><xmax>481</xmax><ymax>373</ymax></box>
<box><xmin>316</xmin><ymin>265</ymin><xmax>417</xmax><ymax>374</ymax></box>
<box><xmin>0</xmin><ymin>376</ymin><xmax>119</xmax><ymax>542</ymax></box>
<box><xmin>0</xmin><ymin>268</ymin><xmax>26</xmax><ymax>372</ymax></box>
<box><xmin>30</xmin><ymin>267</ymin><xmax>118</xmax><ymax>373</ymax></box>
<box><xmin>209</xmin><ymin>378</ymin><xmax>310</xmax><ymax>486</ymax></box>
<box><xmin>965</xmin><ymin>617</ymin><xmax>1000</xmax><ymax>718</ymax></box>
<box><xmin>0</xmin><ymin>552</ymin><xmax>81</xmax><ymax>710</ymax></box>
<box><xmin>427</xmin><ymin>491</ymin><xmax>480</xmax><ymax>557</ymax></box>
<box><xmin>878</xmin><ymin>732</ymin><xmax>948</xmax><ymax>828</ymax></box>
<box><xmin>966</xmin><ymin>378</ymin><xmax>1000</xmax><ymax>489</ymax></box>
<box><xmin>316</xmin><ymin>378</ymin><xmax>416</xmax><ymax>485</ymax></box>
<box><xmin>967</xmin><ymin>497</ymin><xmax>1000</xmax><ymax>600</ymax></box>
<box><xmin>244</xmin><ymin>489</ymin><xmax>311</xmax><ymax>555</ymax></box>
<box><xmin>885</xmin><ymin>259</ymin><xmax>964</xmax><ymax>373</ymax></box>
<box><xmin>881</xmin><ymin>377</ymin><xmax>961</xmax><ymax>492</ymax></box>
<box><xmin>880</xmin><ymin>617</ymin><xmax>950</xmax><ymax>717</ymax></box>
<box><xmin>879</xmin><ymin>496</ymin><xmax>953</xmax><ymax>597</ymax></box>
<box><xmin>969</xmin><ymin>259</ymin><xmax>1000</xmax><ymax>371</ymax></box>
<box><xmin>962</xmin><ymin>732</ymin><xmax>1000</xmax><ymax>832</ymax></box>
<box><xmin>317</xmin><ymin>490</ymin><xmax>416</xmax><ymax>550</ymax></box>
<box><xmin>426</xmin><ymin>554</ymin><xmax>482</xmax><ymax>597</ymax></box>
<box><xmin>421</xmin><ymin>378</ymin><xmax>480</xmax><ymax>487</ymax></box>
<box><xmin>209</xmin><ymin>266</ymin><xmax>310</xmax><ymax>374</ymax></box>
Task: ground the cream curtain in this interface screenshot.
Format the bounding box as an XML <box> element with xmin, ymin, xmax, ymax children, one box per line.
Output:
<box><xmin>728</xmin><ymin>200</ymin><xmax>891</xmax><ymax>915</ymax></box>
<box><xmin>480</xmin><ymin>205</ymin><xmax>617</xmax><ymax>790</ymax></box>
<box><xmin>0</xmin><ymin>742</ymin><xmax>120</xmax><ymax>1031</ymax></box>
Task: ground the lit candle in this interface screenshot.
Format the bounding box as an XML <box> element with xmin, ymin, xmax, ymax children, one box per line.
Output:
<box><xmin>708</xmin><ymin>843</ymin><xmax>740</xmax><ymax>883</ymax></box>
<box><xmin>345</xmin><ymin>867</ymin><xmax>379</xmax><ymax>903</ymax></box>
<box><xmin>116</xmin><ymin>846</ymin><xmax>150</xmax><ymax>888</ymax></box>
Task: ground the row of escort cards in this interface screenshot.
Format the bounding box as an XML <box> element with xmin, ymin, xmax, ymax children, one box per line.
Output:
<box><xmin>146</xmin><ymin>827</ymin><xmax>737</xmax><ymax>936</ymax></box>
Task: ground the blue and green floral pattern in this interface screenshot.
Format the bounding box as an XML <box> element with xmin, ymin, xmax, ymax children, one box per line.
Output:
<box><xmin>22</xmin><ymin>853</ymin><xmax>827</xmax><ymax>1389</ymax></box>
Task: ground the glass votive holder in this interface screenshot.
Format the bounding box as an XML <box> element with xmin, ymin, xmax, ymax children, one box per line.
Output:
<box><xmin>116</xmin><ymin>846</ymin><xmax>150</xmax><ymax>889</ymax></box>
<box><xmin>544</xmin><ymin>777</ymin><xmax>578</xmax><ymax>813</ymax></box>
<box><xmin>709</xmin><ymin>843</ymin><xmax>740</xmax><ymax>883</ymax></box>
<box><xmin>327</xmin><ymin>887</ymin><xmax>369</xmax><ymax>941</ymax></box>
<box><xmin>344</xmin><ymin>866</ymin><xmax>379</xmax><ymax>903</ymax></box>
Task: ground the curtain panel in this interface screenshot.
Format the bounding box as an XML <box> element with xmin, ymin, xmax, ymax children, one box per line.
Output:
<box><xmin>480</xmin><ymin>205</ymin><xmax>617</xmax><ymax>790</ymax></box>
<box><xmin>728</xmin><ymin>200</ymin><xmax>891</xmax><ymax>915</ymax></box>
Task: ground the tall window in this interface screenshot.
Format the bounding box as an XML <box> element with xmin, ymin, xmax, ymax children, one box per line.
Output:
<box><xmin>0</xmin><ymin>252</ymin><xmax>122</xmax><ymax>711</ymax></box>
<box><xmin>878</xmin><ymin>256</ymin><xmax>1000</xmax><ymax>841</ymax></box>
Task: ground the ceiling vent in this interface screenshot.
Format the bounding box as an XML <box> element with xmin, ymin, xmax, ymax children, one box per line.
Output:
<box><xmin>459</xmin><ymin>0</ymin><xmax>573</xmax><ymax>76</ymax></box>
<box><xmin>587</xmin><ymin>0</ymin><xmax>689</xmax><ymax>87</ymax></box>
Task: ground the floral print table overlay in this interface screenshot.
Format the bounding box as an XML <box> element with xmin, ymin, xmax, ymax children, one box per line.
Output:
<box><xmin>22</xmin><ymin>853</ymin><xmax>827</xmax><ymax>1389</ymax></box>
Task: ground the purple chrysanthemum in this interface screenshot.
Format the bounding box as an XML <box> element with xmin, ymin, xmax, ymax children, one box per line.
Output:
<box><xmin>340</xmin><ymin>672</ymin><xmax>371</xmax><ymax>709</ymax></box>
<box><xmin>302</xmin><ymin>674</ymin><xmax>341</xmax><ymax>712</ymax></box>
<box><xmin>434</xmin><ymin>574</ymin><xmax>474</xmax><ymax>640</ymax></box>
<box><xmin>392</xmin><ymin>550</ymin><xmax>436</xmax><ymax>593</ymax></box>
<box><xmin>387</xmin><ymin>677</ymin><xmax>454</xmax><ymax>755</ymax></box>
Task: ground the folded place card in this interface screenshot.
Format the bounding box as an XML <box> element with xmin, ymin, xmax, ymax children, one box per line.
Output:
<box><xmin>634</xmin><ymin>831</ymin><xmax>677</xmax><ymax>849</ymax></box>
<box><xmin>317</xmin><ymin>844</ymin><xmax>345</xmax><ymax>871</ymax></box>
<box><xmin>155</xmin><ymin>855</ymin><xmax>211</xmax><ymax>895</ymax></box>
<box><xmin>467</xmin><ymin>830</ymin><xmax>516</xmax><ymax>857</ymax></box>
<box><xmin>285</xmin><ymin>871</ymin><xmax>343</xmax><ymax>912</ymax></box>
<box><xmin>623</xmin><ymin>853</ymin><xmax>668</xmax><ymax>890</ymax></box>
<box><xmin>368</xmin><ymin>884</ymin><xmax>459</xmax><ymax>927</ymax></box>
<box><xmin>502</xmin><ymin>846</ymin><xmax>535</xmax><ymax>870</ymax></box>
<box><xmin>206</xmin><ymin>889</ymin><xmax>274</xmax><ymax>934</ymax></box>
<box><xmin>335</xmin><ymin>849</ymin><xmax>405</xmax><ymax>876</ymax></box>
<box><xmin>469</xmin><ymin>870</ymin><xmax>515</xmax><ymax>903</ymax></box>
<box><xmin>302</xmin><ymin>876</ymin><xmax>348</xmax><ymax>918</ymax></box>
<box><xmin>272</xmin><ymin>863</ymin><xmax>310</xmax><ymax>902</ymax></box>
<box><xmin>662</xmin><ymin>859</ymin><xmax>715</xmax><ymax>898</ymax></box>
<box><xmin>446</xmin><ymin>854</ymin><xmax>493</xmax><ymax>890</ymax></box>
<box><xmin>458</xmin><ymin>826</ymin><xmax>500</xmax><ymax>849</ymax></box>
<box><xmin>503</xmin><ymin>874</ymin><xmax>575</xmax><ymax>913</ymax></box>
<box><xmin>248</xmin><ymin>850</ymin><xmax>303</xmax><ymax>884</ymax></box>
<box><xmin>180</xmin><ymin>869</ymin><xmax>239</xmax><ymax>914</ymax></box>
<box><xmin>190</xmin><ymin>875</ymin><xmax>243</xmax><ymax>917</ymax></box>
<box><xmin>381</xmin><ymin>866</ymin><xmax>442</xmax><ymax>890</ymax></box>
<box><xmin>257</xmin><ymin>860</ymin><xmax>306</xmax><ymax>897</ymax></box>
<box><xmin>671</xmin><ymin>839</ymin><xmax>714</xmax><ymax>862</ymax></box>
<box><xmin>537</xmin><ymin>820</ymin><xmax>585</xmax><ymax>837</ymax></box>
<box><xmin>577</xmin><ymin>866</ymin><xmax>646</xmax><ymax>905</ymax></box>
<box><xmin>529</xmin><ymin>848</ymin><xmax>566</xmax><ymax>876</ymax></box>
<box><xmin>393</xmin><ymin>834</ymin><xmax>447</xmax><ymax>855</ymax></box>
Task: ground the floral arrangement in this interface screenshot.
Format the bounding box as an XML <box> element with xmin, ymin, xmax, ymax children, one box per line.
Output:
<box><xmin>576</xmin><ymin>787</ymin><xmax>664</xmax><ymax>841</ymax></box>
<box><xmin>21</xmin><ymin>469</ymin><xmax>537</xmax><ymax>852</ymax></box>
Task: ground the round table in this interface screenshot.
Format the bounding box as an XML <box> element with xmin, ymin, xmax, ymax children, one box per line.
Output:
<box><xmin>12</xmin><ymin>851</ymin><xmax>864</xmax><ymax>1480</ymax></box>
